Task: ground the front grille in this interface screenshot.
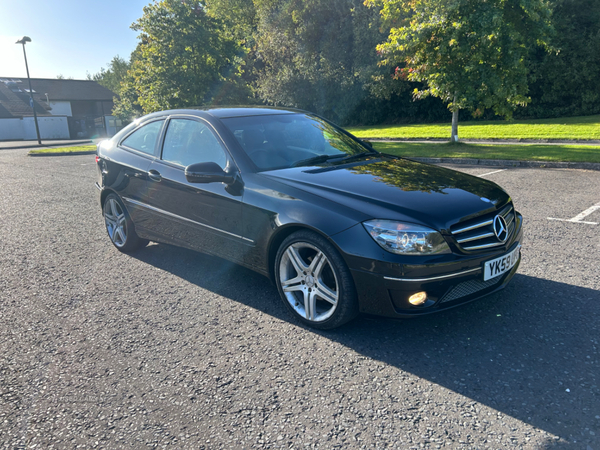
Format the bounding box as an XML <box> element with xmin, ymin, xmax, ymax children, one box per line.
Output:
<box><xmin>450</xmin><ymin>204</ymin><xmax>515</xmax><ymax>252</ymax></box>
<box><xmin>440</xmin><ymin>276</ymin><xmax>502</xmax><ymax>303</ymax></box>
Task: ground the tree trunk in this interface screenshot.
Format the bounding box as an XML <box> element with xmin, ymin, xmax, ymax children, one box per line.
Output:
<box><xmin>451</xmin><ymin>95</ymin><xmax>459</xmax><ymax>143</ymax></box>
<box><xmin>450</xmin><ymin>95</ymin><xmax>459</xmax><ymax>144</ymax></box>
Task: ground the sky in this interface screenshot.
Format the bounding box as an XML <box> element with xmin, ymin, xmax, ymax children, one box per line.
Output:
<box><xmin>0</xmin><ymin>0</ymin><xmax>151</xmax><ymax>80</ymax></box>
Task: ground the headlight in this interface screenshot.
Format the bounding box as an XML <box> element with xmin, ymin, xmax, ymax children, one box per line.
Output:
<box><xmin>363</xmin><ymin>220</ymin><xmax>451</xmax><ymax>255</ymax></box>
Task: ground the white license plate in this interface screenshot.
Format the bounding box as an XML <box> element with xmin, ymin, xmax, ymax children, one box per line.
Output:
<box><xmin>483</xmin><ymin>245</ymin><xmax>521</xmax><ymax>281</ymax></box>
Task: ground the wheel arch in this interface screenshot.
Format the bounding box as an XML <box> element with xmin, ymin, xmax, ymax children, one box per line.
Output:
<box><xmin>100</xmin><ymin>187</ymin><xmax>118</xmax><ymax>209</ymax></box>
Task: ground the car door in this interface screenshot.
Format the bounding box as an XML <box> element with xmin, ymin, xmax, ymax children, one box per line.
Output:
<box><xmin>144</xmin><ymin>116</ymin><xmax>247</xmax><ymax>263</ymax></box>
<box><xmin>107</xmin><ymin>118</ymin><xmax>166</xmax><ymax>233</ymax></box>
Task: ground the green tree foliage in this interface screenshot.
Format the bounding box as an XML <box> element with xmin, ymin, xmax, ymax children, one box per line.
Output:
<box><xmin>523</xmin><ymin>0</ymin><xmax>600</xmax><ymax>118</ymax></box>
<box><xmin>204</xmin><ymin>0</ymin><xmax>257</xmax><ymax>41</ymax></box>
<box><xmin>105</xmin><ymin>0</ymin><xmax>597</xmax><ymax>125</ymax></box>
<box><xmin>367</xmin><ymin>0</ymin><xmax>554</xmax><ymax>138</ymax></box>
<box><xmin>117</xmin><ymin>0</ymin><xmax>249</xmax><ymax>116</ymax></box>
<box><xmin>254</xmin><ymin>0</ymin><xmax>384</xmax><ymax>124</ymax></box>
<box><xmin>91</xmin><ymin>56</ymin><xmax>131</xmax><ymax>95</ymax></box>
<box><xmin>204</xmin><ymin>0</ymin><xmax>260</xmax><ymax>97</ymax></box>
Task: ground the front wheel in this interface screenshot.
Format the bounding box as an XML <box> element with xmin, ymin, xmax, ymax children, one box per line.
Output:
<box><xmin>275</xmin><ymin>230</ymin><xmax>359</xmax><ymax>329</ymax></box>
<box><xmin>103</xmin><ymin>194</ymin><xmax>148</xmax><ymax>252</ymax></box>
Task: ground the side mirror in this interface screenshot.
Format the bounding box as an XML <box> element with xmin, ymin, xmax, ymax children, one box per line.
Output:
<box><xmin>185</xmin><ymin>162</ymin><xmax>235</xmax><ymax>184</ymax></box>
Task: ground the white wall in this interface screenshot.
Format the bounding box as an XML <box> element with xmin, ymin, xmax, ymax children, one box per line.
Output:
<box><xmin>23</xmin><ymin>116</ymin><xmax>70</xmax><ymax>140</ymax></box>
<box><xmin>0</xmin><ymin>116</ymin><xmax>70</xmax><ymax>140</ymax></box>
<box><xmin>48</xmin><ymin>101</ymin><xmax>72</xmax><ymax>117</ymax></box>
<box><xmin>0</xmin><ymin>118</ymin><xmax>24</xmax><ymax>140</ymax></box>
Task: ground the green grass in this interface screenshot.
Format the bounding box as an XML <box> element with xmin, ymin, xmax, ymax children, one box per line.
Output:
<box><xmin>372</xmin><ymin>141</ymin><xmax>600</xmax><ymax>163</ymax></box>
<box><xmin>348</xmin><ymin>115</ymin><xmax>600</xmax><ymax>140</ymax></box>
<box><xmin>29</xmin><ymin>145</ymin><xmax>96</xmax><ymax>155</ymax></box>
<box><xmin>26</xmin><ymin>141</ymin><xmax>600</xmax><ymax>163</ymax></box>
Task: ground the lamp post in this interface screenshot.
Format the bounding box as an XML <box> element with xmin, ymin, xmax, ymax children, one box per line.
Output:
<box><xmin>16</xmin><ymin>36</ymin><xmax>41</xmax><ymax>145</ymax></box>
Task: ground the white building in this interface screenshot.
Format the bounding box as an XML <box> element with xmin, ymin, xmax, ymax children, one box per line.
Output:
<box><xmin>0</xmin><ymin>77</ymin><xmax>120</xmax><ymax>141</ymax></box>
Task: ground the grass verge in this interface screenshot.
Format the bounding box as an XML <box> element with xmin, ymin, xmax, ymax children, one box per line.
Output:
<box><xmin>29</xmin><ymin>145</ymin><xmax>96</xmax><ymax>155</ymax></box>
<box><xmin>371</xmin><ymin>141</ymin><xmax>600</xmax><ymax>163</ymax></box>
<box><xmin>349</xmin><ymin>115</ymin><xmax>600</xmax><ymax>140</ymax></box>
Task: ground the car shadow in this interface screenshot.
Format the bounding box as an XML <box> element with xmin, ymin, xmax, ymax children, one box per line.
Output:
<box><xmin>132</xmin><ymin>243</ymin><xmax>599</xmax><ymax>448</ymax></box>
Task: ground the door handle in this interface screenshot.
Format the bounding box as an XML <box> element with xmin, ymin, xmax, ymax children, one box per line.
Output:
<box><xmin>148</xmin><ymin>170</ymin><xmax>162</xmax><ymax>182</ymax></box>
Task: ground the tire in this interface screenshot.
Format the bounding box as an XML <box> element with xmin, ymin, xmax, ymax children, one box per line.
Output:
<box><xmin>275</xmin><ymin>230</ymin><xmax>359</xmax><ymax>329</ymax></box>
<box><xmin>103</xmin><ymin>193</ymin><xmax>148</xmax><ymax>252</ymax></box>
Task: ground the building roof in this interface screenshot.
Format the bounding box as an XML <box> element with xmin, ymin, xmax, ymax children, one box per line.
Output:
<box><xmin>0</xmin><ymin>81</ymin><xmax>50</xmax><ymax>119</ymax></box>
<box><xmin>28</xmin><ymin>78</ymin><xmax>117</xmax><ymax>101</ymax></box>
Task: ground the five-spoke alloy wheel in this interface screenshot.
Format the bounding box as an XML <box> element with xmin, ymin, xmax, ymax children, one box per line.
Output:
<box><xmin>103</xmin><ymin>194</ymin><xmax>148</xmax><ymax>252</ymax></box>
<box><xmin>275</xmin><ymin>231</ymin><xmax>358</xmax><ymax>329</ymax></box>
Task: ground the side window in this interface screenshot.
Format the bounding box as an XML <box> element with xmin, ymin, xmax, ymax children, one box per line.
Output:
<box><xmin>121</xmin><ymin>120</ymin><xmax>164</xmax><ymax>155</ymax></box>
<box><xmin>162</xmin><ymin>119</ymin><xmax>228</xmax><ymax>169</ymax></box>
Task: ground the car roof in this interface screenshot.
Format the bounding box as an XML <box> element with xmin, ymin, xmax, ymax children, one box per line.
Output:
<box><xmin>131</xmin><ymin>106</ymin><xmax>306</xmax><ymax>126</ymax></box>
<box><xmin>202</xmin><ymin>106</ymin><xmax>301</xmax><ymax>118</ymax></box>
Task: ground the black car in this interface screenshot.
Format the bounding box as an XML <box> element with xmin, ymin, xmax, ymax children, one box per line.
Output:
<box><xmin>96</xmin><ymin>107</ymin><xmax>522</xmax><ymax>329</ymax></box>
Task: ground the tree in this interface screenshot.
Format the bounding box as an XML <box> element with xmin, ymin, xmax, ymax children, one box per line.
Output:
<box><xmin>367</xmin><ymin>0</ymin><xmax>554</xmax><ymax>141</ymax></box>
<box><xmin>118</xmin><ymin>0</ymin><xmax>249</xmax><ymax>116</ymax></box>
<box><xmin>253</xmin><ymin>0</ymin><xmax>384</xmax><ymax>124</ymax></box>
<box><xmin>204</xmin><ymin>0</ymin><xmax>260</xmax><ymax>99</ymax></box>
<box><xmin>524</xmin><ymin>0</ymin><xmax>600</xmax><ymax>118</ymax></box>
<box><xmin>91</xmin><ymin>56</ymin><xmax>131</xmax><ymax>95</ymax></box>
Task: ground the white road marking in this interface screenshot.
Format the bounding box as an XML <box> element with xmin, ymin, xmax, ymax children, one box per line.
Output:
<box><xmin>547</xmin><ymin>201</ymin><xmax>600</xmax><ymax>225</ymax></box>
<box><xmin>570</xmin><ymin>203</ymin><xmax>600</xmax><ymax>221</ymax></box>
<box><xmin>478</xmin><ymin>169</ymin><xmax>507</xmax><ymax>177</ymax></box>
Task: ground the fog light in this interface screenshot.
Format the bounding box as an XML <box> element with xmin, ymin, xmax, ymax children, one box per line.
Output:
<box><xmin>408</xmin><ymin>291</ymin><xmax>428</xmax><ymax>306</ymax></box>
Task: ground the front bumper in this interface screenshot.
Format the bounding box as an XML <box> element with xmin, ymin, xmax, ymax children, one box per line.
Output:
<box><xmin>330</xmin><ymin>213</ymin><xmax>523</xmax><ymax>318</ymax></box>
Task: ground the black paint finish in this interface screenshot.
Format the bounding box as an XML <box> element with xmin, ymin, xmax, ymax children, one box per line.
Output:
<box><xmin>96</xmin><ymin>107</ymin><xmax>522</xmax><ymax>318</ymax></box>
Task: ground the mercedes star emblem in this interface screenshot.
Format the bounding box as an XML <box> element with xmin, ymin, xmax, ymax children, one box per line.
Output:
<box><xmin>493</xmin><ymin>215</ymin><xmax>508</xmax><ymax>242</ymax></box>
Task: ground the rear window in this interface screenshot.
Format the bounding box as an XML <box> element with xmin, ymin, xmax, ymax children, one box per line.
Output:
<box><xmin>121</xmin><ymin>120</ymin><xmax>165</xmax><ymax>155</ymax></box>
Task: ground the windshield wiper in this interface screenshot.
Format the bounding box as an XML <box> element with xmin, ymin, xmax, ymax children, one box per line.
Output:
<box><xmin>334</xmin><ymin>151</ymin><xmax>376</xmax><ymax>163</ymax></box>
<box><xmin>291</xmin><ymin>151</ymin><xmax>376</xmax><ymax>168</ymax></box>
<box><xmin>291</xmin><ymin>154</ymin><xmax>345</xmax><ymax>167</ymax></box>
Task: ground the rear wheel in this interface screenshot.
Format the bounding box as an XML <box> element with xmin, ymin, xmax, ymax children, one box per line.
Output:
<box><xmin>275</xmin><ymin>230</ymin><xmax>358</xmax><ymax>329</ymax></box>
<box><xmin>103</xmin><ymin>194</ymin><xmax>148</xmax><ymax>252</ymax></box>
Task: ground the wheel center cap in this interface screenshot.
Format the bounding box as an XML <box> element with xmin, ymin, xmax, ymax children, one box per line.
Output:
<box><xmin>305</xmin><ymin>275</ymin><xmax>315</xmax><ymax>288</ymax></box>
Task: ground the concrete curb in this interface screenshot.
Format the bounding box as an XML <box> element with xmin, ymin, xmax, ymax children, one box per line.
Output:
<box><xmin>28</xmin><ymin>151</ymin><xmax>96</xmax><ymax>157</ymax></box>
<box><xmin>1</xmin><ymin>140</ymin><xmax>93</xmax><ymax>150</ymax></box>
<box><xmin>366</xmin><ymin>137</ymin><xmax>600</xmax><ymax>145</ymax></box>
<box><xmin>406</xmin><ymin>156</ymin><xmax>600</xmax><ymax>171</ymax></box>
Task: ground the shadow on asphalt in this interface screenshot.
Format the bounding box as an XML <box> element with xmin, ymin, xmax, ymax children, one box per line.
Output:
<box><xmin>132</xmin><ymin>242</ymin><xmax>599</xmax><ymax>449</ymax></box>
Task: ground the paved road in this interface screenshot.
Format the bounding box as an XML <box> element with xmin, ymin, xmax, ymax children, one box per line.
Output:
<box><xmin>0</xmin><ymin>149</ymin><xmax>598</xmax><ymax>449</ymax></box>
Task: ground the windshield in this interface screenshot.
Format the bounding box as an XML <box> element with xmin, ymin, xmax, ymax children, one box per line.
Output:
<box><xmin>221</xmin><ymin>113</ymin><xmax>374</xmax><ymax>171</ymax></box>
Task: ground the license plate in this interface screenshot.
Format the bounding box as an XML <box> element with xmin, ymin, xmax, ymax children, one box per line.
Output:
<box><xmin>483</xmin><ymin>245</ymin><xmax>521</xmax><ymax>281</ymax></box>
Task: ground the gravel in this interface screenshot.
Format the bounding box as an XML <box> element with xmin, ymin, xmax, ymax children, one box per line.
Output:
<box><xmin>0</xmin><ymin>150</ymin><xmax>598</xmax><ymax>449</ymax></box>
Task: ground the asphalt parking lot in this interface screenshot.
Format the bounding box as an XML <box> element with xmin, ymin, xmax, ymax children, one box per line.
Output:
<box><xmin>0</xmin><ymin>149</ymin><xmax>598</xmax><ymax>449</ymax></box>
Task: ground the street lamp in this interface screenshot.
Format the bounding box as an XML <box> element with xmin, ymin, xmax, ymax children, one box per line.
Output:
<box><xmin>15</xmin><ymin>36</ymin><xmax>41</xmax><ymax>145</ymax></box>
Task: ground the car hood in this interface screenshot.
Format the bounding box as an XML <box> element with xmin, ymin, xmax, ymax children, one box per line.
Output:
<box><xmin>261</xmin><ymin>156</ymin><xmax>510</xmax><ymax>232</ymax></box>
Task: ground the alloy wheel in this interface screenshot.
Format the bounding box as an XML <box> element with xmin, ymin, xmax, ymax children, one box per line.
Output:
<box><xmin>104</xmin><ymin>197</ymin><xmax>128</xmax><ymax>248</ymax></box>
<box><xmin>279</xmin><ymin>242</ymin><xmax>339</xmax><ymax>322</ymax></box>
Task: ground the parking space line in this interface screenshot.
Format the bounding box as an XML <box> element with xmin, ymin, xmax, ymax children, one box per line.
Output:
<box><xmin>548</xmin><ymin>201</ymin><xmax>600</xmax><ymax>225</ymax></box>
<box><xmin>478</xmin><ymin>169</ymin><xmax>507</xmax><ymax>177</ymax></box>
